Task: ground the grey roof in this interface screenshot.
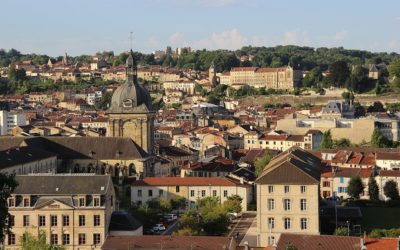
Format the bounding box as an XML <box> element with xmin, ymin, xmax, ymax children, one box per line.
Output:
<box><xmin>34</xmin><ymin>196</ymin><xmax>74</xmax><ymax>208</ymax></box>
<box><xmin>0</xmin><ymin>146</ymin><xmax>56</xmax><ymax>169</ymax></box>
<box><xmin>0</xmin><ymin>136</ymin><xmax>149</xmax><ymax>160</ymax></box>
<box><xmin>13</xmin><ymin>175</ymin><xmax>112</xmax><ymax>195</ymax></box>
<box><xmin>109</xmin><ymin>211</ymin><xmax>142</xmax><ymax>231</ymax></box>
<box><xmin>256</xmin><ymin>147</ymin><xmax>321</xmax><ymax>185</ymax></box>
<box><xmin>107</xmin><ymin>50</ymin><xmax>152</xmax><ymax>114</ymax></box>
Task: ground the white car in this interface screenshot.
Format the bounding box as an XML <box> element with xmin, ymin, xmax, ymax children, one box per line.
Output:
<box><xmin>164</xmin><ymin>214</ymin><xmax>178</xmax><ymax>222</ymax></box>
<box><xmin>152</xmin><ymin>224</ymin><xmax>166</xmax><ymax>231</ymax></box>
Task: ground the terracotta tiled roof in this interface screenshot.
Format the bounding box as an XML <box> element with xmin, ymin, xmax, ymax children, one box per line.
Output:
<box><xmin>102</xmin><ymin>235</ymin><xmax>233</xmax><ymax>250</ymax></box>
<box><xmin>132</xmin><ymin>177</ymin><xmax>249</xmax><ymax>187</ymax></box>
<box><xmin>379</xmin><ymin>170</ymin><xmax>400</xmax><ymax>177</ymax></box>
<box><xmin>376</xmin><ymin>152</ymin><xmax>400</xmax><ymax>161</ymax></box>
<box><xmin>365</xmin><ymin>237</ymin><xmax>398</xmax><ymax>250</ymax></box>
<box><xmin>276</xmin><ymin>233</ymin><xmax>362</xmax><ymax>250</ymax></box>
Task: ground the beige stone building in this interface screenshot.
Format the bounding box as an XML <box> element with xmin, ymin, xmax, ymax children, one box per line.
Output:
<box><xmin>131</xmin><ymin>177</ymin><xmax>252</xmax><ymax>210</ymax></box>
<box><xmin>106</xmin><ymin>50</ymin><xmax>155</xmax><ymax>154</ymax></box>
<box><xmin>163</xmin><ymin>80</ymin><xmax>195</xmax><ymax>95</ymax></box>
<box><xmin>256</xmin><ymin>148</ymin><xmax>321</xmax><ymax>246</ymax></box>
<box><xmin>5</xmin><ymin>175</ymin><xmax>116</xmax><ymax>250</ymax></box>
<box><xmin>244</xmin><ymin>130</ymin><xmax>322</xmax><ymax>151</ymax></box>
<box><xmin>227</xmin><ymin>66</ymin><xmax>301</xmax><ymax>90</ymax></box>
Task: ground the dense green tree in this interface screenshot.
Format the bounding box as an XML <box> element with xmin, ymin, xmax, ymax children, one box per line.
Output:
<box><xmin>95</xmin><ymin>91</ymin><xmax>113</xmax><ymax>110</ymax></box>
<box><xmin>0</xmin><ymin>174</ymin><xmax>18</xmax><ymax>237</ymax></box>
<box><xmin>255</xmin><ymin>151</ymin><xmax>276</xmax><ymax>177</ymax></box>
<box><xmin>334</xmin><ymin>227</ymin><xmax>350</xmax><ymax>236</ymax></box>
<box><xmin>223</xmin><ymin>195</ymin><xmax>242</xmax><ymax>213</ymax></box>
<box><xmin>301</xmin><ymin>67</ymin><xmax>323</xmax><ymax>87</ymax></box>
<box><xmin>370</xmin><ymin>127</ymin><xmax>391</xmax><ymax>148</ymax></box>
<box><xmin>329</xmin><ymin>60</ymin><xmax>350</xmax><ymax>87</ymax></box>
<box><xmin>389</xmin><ymin>56</ymin><xmax>400</xmax><ymax>78</ymax></box>
<box><xmin>333</xmin><ymin>138</ymin><xmax>351</xmax><ymax>148</ymax></box>
<box><xmin>21</xmin><ymin>230</ymin><xmax>65</xmax><ymax>250</ymax></box>
<box><xmin>383</xmin><ymin>180</ymin><xmax>400</xmax><ymax>200</ymax></box>
<box><xmin>368</xmin><ymin>176</ymin><xmax>380</xmax><ymax>201</ymax></box>
<box><xmin>347</xmin><ymin>176</ymin><xmax>364</xmax><ymax>199</ymax></box>
<box><xmin>367</xmin><ymin>101</ymin><xmax>385</xmax><ymax>113</ymax></box>
<box><xmin>320</xmin><ymin>130</ymin><xmax>334</xmax><ymax>149</ymax></box>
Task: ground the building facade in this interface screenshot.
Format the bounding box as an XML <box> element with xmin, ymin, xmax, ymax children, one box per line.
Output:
<box><xmin>256</xmin><ymin>148</ymin><xmax>321</xmax><ymax>246</ymax></box>
<box><xmin>5</xmin><ymin>175</ymin><xmax>116</xmax><ymax>250</ymax></box>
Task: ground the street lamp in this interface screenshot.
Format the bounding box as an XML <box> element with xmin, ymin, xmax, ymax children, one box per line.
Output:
<box><xmin>346</xmin><ymin>220</ymin><xmax>350</xmax><ymax>236</ymax></box>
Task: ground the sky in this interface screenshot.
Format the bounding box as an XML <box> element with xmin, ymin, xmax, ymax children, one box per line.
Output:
<box><xmin>1</xmin><ymin>0</ymin><xmax>400</xmax><ymax>56</ymax></box>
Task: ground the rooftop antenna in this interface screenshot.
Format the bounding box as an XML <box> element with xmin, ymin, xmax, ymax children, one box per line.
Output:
<box><xmin>129</xmin><ymin>32</ymin><xmax>133</xmax><ymax>51</ymax></box>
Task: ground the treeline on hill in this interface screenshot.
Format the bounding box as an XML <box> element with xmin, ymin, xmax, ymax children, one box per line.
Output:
<box><xmin>1</xmin><ymin>46</ymin><xmax>400</xmax><ymax>96</ymax></box>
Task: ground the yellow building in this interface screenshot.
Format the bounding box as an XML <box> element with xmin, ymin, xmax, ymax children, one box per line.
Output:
<box><xmin>228</xmin><ymin>66</ymin><xmax>301</xmax><ymax>90</ymax></box>
<box><xmin>5</xmin><ymin>175</ymin><xmax>116</xmax><ymax>250</ymax></box>
<box><xmin>256</xmin><ymin>148</ymin><xmax>321</xmax><ymax>246</ymax></box>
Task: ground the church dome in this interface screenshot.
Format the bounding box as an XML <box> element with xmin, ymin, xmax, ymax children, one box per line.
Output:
<box><xmin>107</xmin><ymin>51</ymin><xmax>152</xmax><ymax>113</ymax></box>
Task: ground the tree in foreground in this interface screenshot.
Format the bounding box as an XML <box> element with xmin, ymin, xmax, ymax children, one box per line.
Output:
<box><xmin>368</xmin><ymin>176</ymin><xmax>380</xmax><ymax>201</ymax></box>
<box><xmin>383</xmin><ymin>180</ymin><xmax>400</xmax><ymax>200</ymax></box>
<box><xmin>320</xmin><ymin>130</ymin><xmax>333</xmax><ymax>149</ymax></box>
<box><xmin>0</xmin><ymin>173</ymin><xmax>18</xmax><ymax>237</ymax></box>
<box><xmin>254</xmin><ymin>151</ymin><xmax>276</xmax><ymax>177</ymax></box>
<box><xmin>223</xmin><ymin>195</ymin><xmax>242</xmax><ymax>214</ymax></box>
<box><xmin>347</xmin><ymin>176</ymin><xmax>364</xmax><ymax>199</ymax></box>
<box><xmin>21</xmin><ymin>230</ymin><xmax>65</xmax><ymax>250</ymax></box>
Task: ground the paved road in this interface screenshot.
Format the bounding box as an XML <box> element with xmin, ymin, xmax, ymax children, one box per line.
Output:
<box><xmin>228</xmin><ymin>212</ymin><xmax>257</xmax><ymax>244</ymax></box>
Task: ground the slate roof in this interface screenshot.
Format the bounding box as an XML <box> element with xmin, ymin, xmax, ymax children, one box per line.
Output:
<box><xmin>132</xmin><ymin>177</ymin><xmax>250</xmax><ymax>187</ymax></box>
<box><xmin>0</xmin><ymin>136</ymin><xmax>148</xmax><ymax>160</ymax></box>
<box><xmin>109</xmin><ymin>211</ymin><xmax>142</xmax><ymax>231</ymax></box>
<box><xmin>13</xmin><ymin>175</ymin><xmax>112</xmax><ymax>195</ymax></box>
<box><xmin>256</xmin><ymin>147</ymin><xmax>321</xmax><ymax>185</ymax></box>
<box><xmin>0</xmin><ymin>146</ymin><xmax>56</xmax><ymax>169</ymax></box>
<box><xmin>101</xmin><ymin>235</ymin><xmax>232</xmax><ymax>250</ymax></box>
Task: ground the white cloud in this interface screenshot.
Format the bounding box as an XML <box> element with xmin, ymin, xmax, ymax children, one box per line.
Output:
<box><xmin>169</xmin><ymin>32</ymin><xmax>185</xmax><ymax>46</ymax></box>
<box><xmin>283</xmin><ymin>30</ymin><xmax>311</xmax><ymax>46</ymax></box>
<box><xmin>388</xmin><ymin>40</ymin><xmax>400</xmax><ymax>50</ymax></box>
<box><xmin>193</xmin><ymin>29</ymin><xmax>248</xmax><ymax>50</ymax></box>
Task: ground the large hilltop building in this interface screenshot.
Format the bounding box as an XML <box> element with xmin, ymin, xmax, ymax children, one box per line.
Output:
<box><xmin>222</xmin><ymin>66</ymin><xmax>302</xmax><ymax>90</ymax></box>
<box><xmin>106</xmin><ymin>50</ymin><xmax>155</xmax><ymax>154</ymax></box>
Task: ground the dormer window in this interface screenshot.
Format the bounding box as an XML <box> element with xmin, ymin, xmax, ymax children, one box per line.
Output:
<box><xmin>23</xmin><ymin>198</ymin><xmax>30</xmax><ymax>207</ymax></box>
<box><xmin>79</xmin><ymin>198</ymin><xmax>85</xmax><ymax>207</ymax></box>
<box><xmin>8</xmin><ymin>198</ymin><xmax>15</xmax><ymax>207</ymax></box>
<box><xmin>123</xmin><ymin>99</ymin><xmax>134</xmax><ymax>108</ymax></box>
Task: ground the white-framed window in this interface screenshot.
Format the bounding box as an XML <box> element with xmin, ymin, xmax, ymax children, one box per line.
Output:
<box><xmin>284</xmin><ymin>218</ymin><xmax>291</xmax><ymax>230</ymax></box>
<box><xmin>267</xmin><ymin>199</ymin><xmax>275</xmax><ymax>210</ymax></box>
<box><xmin>223</xmin><ymin>190</ymin><xmax>228</xmax><ymax>197</ymax></box>
<box><xmin>301</xmin><ymin>185</ymin><xmax>306</xmax><ymax>193</ymax></box>
<box><xmin>190</xmin><ymin>190</ymin><xmax>195</xmax><ymax>197</ymax></box>
<box><xmin>284</xmin><ymin>185</ymin><xmax>290</xmax><ymax>193</ymax></box>
<box><xmin>79</xmin><ymin>215</ymin><xmax>85</xmax><ymax>226</ymax></box>
<box><xmin>39</xmin><ymin>215</ymin><xmax>46</xmax><ymax>227</ymax></box>
<box><xmin>268</xmin><ymin>236</ymin><xmax>275</xmax><ymax>246</ymax></box>
<box><xmin>23</xmin><ymin>215</ymin><xmax>29</xmax><ymax>227</ymax></box>
<box><xmin>213</xmin><ymin>190</ymin><xmax>217</xmax><ymax>196</ymax></box>
<box><xmin>300</xmin><ymin>199</ymin><xmax>307</xmax><ymax>211</ymax></box>
<box><xmin>201</xmin><ymin>190</ymin><xmax>206</xmax><ymax>197</ymax></box>
<box><xmin>284</xmin><ymin>199</ymin><xmax>291</xmax><ymax>211</ymax></box>
<box><xmin>51</xmin><ymin>215</ymin><xmax>57</xmax><ymax>226</ymax></box>
<box><xmin>268</xmin><ymin>217</ymin><xmax>275</xmax><ymax>229</ymax></box>
<box><xmin>268</xmin><ymin>185</ymin><xmax>274</xmax><ymax>193</ymax></box>
<box><xmin>301</xmin><ymin>218</ymin><xmax>308</xmax><ymax>230</ymax></box>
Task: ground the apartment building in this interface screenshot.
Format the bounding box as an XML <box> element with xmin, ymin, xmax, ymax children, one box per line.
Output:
<box><xmin>244</xmin><ymin>130</ymin><xmax>322</xmax><ymax>151</ymax></box>
<box><xmin>0</xmin><ymin>110</ymin><xmax>27</xmax><ymax>135</ymax></box>
<box><xmin>163</xmin><ymin>80</ymin><xmax>195</xmax><ymax>95</ymax></box>
<box><xmin>5</xmin><ymin>175</ymin><xmax>116</xmax><ymax>250</ymax></box>
<box><xmin>256</xmin><ymin>147</ymin><xmax>321</xmax><ymax>246</ymax></box>
<box><xmin>131</xmin><ymin>177</ymin><xmax>252</xmax><ymax>211</ymax></box>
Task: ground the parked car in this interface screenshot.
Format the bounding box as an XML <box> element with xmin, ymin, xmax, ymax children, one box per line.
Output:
<box><xmin>228</xmin><ymin>212</ymin><xmax>242</xmax><ymax>218</ymax></box>
<box><xmin>152</xmin><ymin>223</ymin><xmax>166</xmax><ymax>231</ymax></box>
<box><xmin>163</xmin><ymin>213</ymin><xmax>178</xmax><ymax>222</ymax></box>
